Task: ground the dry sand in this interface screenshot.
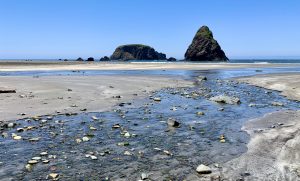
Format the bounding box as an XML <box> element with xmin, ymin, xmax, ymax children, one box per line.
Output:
<box><xmin>1</xmin><ymin>61</ymin><xmax>300</xmax><ymax>71</ymax></box>
<box><xmin>0</xmin><ymin>75</ymin><xmax>192</xmax><ymax>122</ymax></box>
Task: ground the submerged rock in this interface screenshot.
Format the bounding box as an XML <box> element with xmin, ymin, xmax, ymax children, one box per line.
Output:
<box><xmin>110</xmin><ymin>44</ymin><xmax>167</xmax><ymax>61</ymax></box>
<box><xmin>185</xmin><ymin>26</ymin><xmax>228</xmax><ymax>61</ymax></box>
<box><xmin>209</xmin><ymin>95</ymin><xmax>241</xmax><ymax>104</ymax></box>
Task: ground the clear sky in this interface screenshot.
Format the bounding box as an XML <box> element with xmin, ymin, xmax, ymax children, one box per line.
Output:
<box><xmin>0</xmin><ymin>0</ymin><xmax>300</xmax><ymax>59</ymax></box>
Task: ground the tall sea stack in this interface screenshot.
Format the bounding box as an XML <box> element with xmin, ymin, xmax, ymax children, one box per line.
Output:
<box><xmin>185</xmin><ymin>26</ymin><xmax>228</xmax><ymax>61</ymax></box>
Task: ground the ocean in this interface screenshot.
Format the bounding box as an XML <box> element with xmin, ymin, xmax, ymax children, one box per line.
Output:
<box><xmin>1</xmin><ymin>59</ymin><xmax>300</xmax><ymax>63</ymax></box>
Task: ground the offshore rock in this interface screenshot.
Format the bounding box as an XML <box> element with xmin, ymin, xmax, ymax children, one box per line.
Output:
<box><xmin>110</xmin><ymin>44</ymin><xmax>167</xmax><ymax>61</ymax></box>
<box><xmin>185</xmin><ymin>26</ymin><xmax>228</xmax><ymax>61</ymax></box>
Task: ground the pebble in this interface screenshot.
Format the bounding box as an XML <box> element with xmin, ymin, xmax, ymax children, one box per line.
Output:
<box><xmin>13</xmin><ymin>135</ymin><xmax>22</xmax><ymax>140</ymax></box>
<box><xmin>82</xmin><ymin>137</ymin><xmax>90</xmax><ymax>142</ymax></box>
<box><xmin>40</xmin><ymin>152</ymin><xmax>48</xmax><ymax>156</ymax></box>
<box><xmin>89</xmin><ymin>126</ymin><xmax>97</xmax><ymax>131</ymax></box>
<box><xmin>117</xmin><ymin>142</ymin><xmax>130</xmax><ymax>146</ymax></box>
<box><xmin>28</xmin><ymin>160</ymin><xmax>39</xmax><ymax>164</ymax></box>
<box><xmin>196</xmin><ymin>164</ymin><xmax>212</xmax><ymax>174</ymax></box>
<box><xmin>271</xmin><ymin>102</ymin><xmax>284</xmax><ymax>107</ymax></box>
<box><xmin>25</xmin><ymin>164</ymin><xmax>33</xmax><ymax>171</ymax></box>
<box><xmin>48</xmin><ymin>173</ymin><xmax>59</xmax><ymax>180</ymax></box>
<box><xmin>197</xmin><ymin>76</ymin><xmax>207</xmax><ymax>81</ymax></box>
<box><xmin>7</xmin><ymin>123</ymin><xmax>15</xmax><ymax>128</ymax></box>
<box><xmin>163</xmin><ymin>150</ymin><xmax>172</xmax><ymax>156</ymax></box>
<box><xmin>19</xmin><ymin>95</ymin><xmax>25</xmax><ymax>98</ymax></box>
<box><xmin>2</xmin><ymin>132</ymin><xmax>8</xmax><ymax>138</ymax></box>
<box><xmin>17</xmin><ymin>128</ymin><xmax>24</xmax><ymax>132</ymax></box>
<box><xmin>141</xmin><ymin>173</ymin><xmax>149</xmax><ymax>180</ymax></box>
<box><xmin>40</xmin><ymin>119</ymin><xmax>47</xmax><ymax>124</ymax></box>
<box><xmin>29</xmin><ymin>137</ymin><xmax>40</xmax><ymax>142</ymax></box>
<box><xmin>153</xmin><ymin>97</ymin><xmax>161</xmax><ymax>102</ymax></box>
<box><xmin>32</xmin><ymin>157</ymin><xmax>42</xmax><ymax>160</ymax></box>
<box><xmin>209</xmin><ymin>95</ymin><xmax>241</xmax><ymax>104</ymax></box>
<box><xmin>124</xmin><ymin>132</ymin><xmax>131</xmax><ymax>138</ymax></box>
<box><xmin>124</xmin><ymin>151</ymin><xmax>132</xmax><ymax>156</ymax></box>
<box><xmin>196</xmin><ymin>111</ymin><xmax>205</xmax><ymax>116</ymax></box>
<box><xmin>91</xmin><ymin>116</ymin><xmax>99</xmax><ymax>121</ymax></box>
<box><xmin>76</xmin><ymin>138</ymin><xmax>82</xmax><ymax>143</ymax></box>
<box><xmin>167</xmin><ymin>118</ymin><xmax>180</xmax><ymax>127</ymax></box>
<box><xmin>112</xmin><ymin>124</ymin><xmax>121</xmax><ymax>129</ymax></box>
<box><xmin>90</xmin><ymin>155</ymin><xmax>98</xmax><ymax>160</ymax></box>
<box><xmin>42</xmin><ymin>160</ymin><xmax>50</xmax><ymax>164</ymax></box>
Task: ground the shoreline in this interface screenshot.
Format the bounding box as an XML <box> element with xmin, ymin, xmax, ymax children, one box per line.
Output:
<box><xmin>1</xmin><ymin>61</ymin><xmax>300</xmax><ymax>72</ymax></box>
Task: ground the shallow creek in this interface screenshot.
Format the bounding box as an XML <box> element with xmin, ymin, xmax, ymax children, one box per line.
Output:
<box><xmin>0</xmin><ymin>68</ymin><xmax>300</xmax><ymax>180</ymax></box>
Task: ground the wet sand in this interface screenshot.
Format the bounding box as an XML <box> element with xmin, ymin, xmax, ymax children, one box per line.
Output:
<box><xmin>1</xmin><ymin>61</ymin><xmax>300</xmax><ymax>71</ymax></box>
<box><xmin>223</xmin><ymin>110</ymin><xmax>300</xmax><ymax>180</ymax></box>
<box><xmin>221</xmin><ymin>73</ymin><xmax>300</xmax><ymax>180</ymax></box>
<box><xmin>0</xmin><ymin>75</ymin><xmax>192</xmax><ymax>122</ymax></box>
<box><xmin>237</xmin><ymin>73</ymin><xmax>300</xmax><ymax>101</ymax></box>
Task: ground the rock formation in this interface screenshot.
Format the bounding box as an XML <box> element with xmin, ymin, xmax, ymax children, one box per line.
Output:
<box><xmin>100</xmin><ymin>56</ymin><xmax>110</xmax><ymax>61</ymax></box>
<box><xmin>185</xmin><ymin>26</ymin><xmax>228</xmax><ymax>61</ymax></box>
<box><xmin>87</xmin><ymin>57</ymin><xmax>94</xmax><ymax>61</ymax></box>
<box><xmin>110</xmin><ymin>44</ymin><xmax>166</xmax><ymax>61</ymax></box>
<box><xmin>167</xmin><ymin>57</ymin><xmax>177</xmax><ymax>61</ymax></box>
<box><xmin>76</xmin><ymin>57</ymin><xmax>84</xmax><ymax>61</ymax></box>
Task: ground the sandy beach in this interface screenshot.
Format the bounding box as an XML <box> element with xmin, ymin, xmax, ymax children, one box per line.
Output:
<box><xmin>1</xmin><ymin>62</ymin><xmax>300</xmax><ymax>180</ymax></box>
<box><xmin>1</xmin><ymin>61</ymin><xmax>300</xmax><ymax>71</ymax></box>
<box><xmin>0</xmin><ymin>75</ymin><xmax>192</xmax><ymax>122</ymax></box>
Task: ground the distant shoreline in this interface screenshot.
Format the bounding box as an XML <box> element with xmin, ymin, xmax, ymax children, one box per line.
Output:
<box><xmin>0</xmin><ymin>61</ymin><xmax>300</xmax><ymax>73</ymax></box>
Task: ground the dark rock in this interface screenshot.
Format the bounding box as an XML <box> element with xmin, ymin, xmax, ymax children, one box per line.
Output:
<box><xmin>110</xmin><ymin>44</ymin><xmax>167</xmax><ymax>61</ymax></box>
<box><xmin>167</xmin><ymin>57</ymin><xmax>177</xmax><ymax>61</ymax></box>
<box><xmin>100</xmin><ymin>56</ymin><xmax>110</xmax><ymax>61</ymax></box>
<box><xmin>167</xmin><ymin>118</ymin><xmax>180</xmax><ymax>127</ymax></box>
<box><xmin>87</xmin><ymin>57</ymin><xmax>95</xmax><ymax>61</ymax></box>
<box><xmin>63</xmin><ymin>59</ymin><xmax>68</xmax><ymax>61</ymax></box>
<box><xmin>76</xmin><ymin>57</ymin><xmax>84</xmax><ymax>61</ymax></box>
<box><xmin>0</xmin><ymin>89</ymin><xmax>16</xmax><ymax>93</ymax></box>
<box><xmin>185</xmin><ymin>26</ymin><xmax>228</xmax><ymax>61</ymax></box>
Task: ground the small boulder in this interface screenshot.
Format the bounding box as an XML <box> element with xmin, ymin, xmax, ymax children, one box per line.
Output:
<box><xmin>209</xmin><ymin>95</ymin><xmax>241</xmax><ymax>105</ymax></box>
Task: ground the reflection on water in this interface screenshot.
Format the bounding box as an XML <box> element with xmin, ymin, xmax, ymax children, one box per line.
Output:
<box><xmin>1</xmin><ymin>67</ymin><xmax>300</xmax><ymax>79</ymax></box>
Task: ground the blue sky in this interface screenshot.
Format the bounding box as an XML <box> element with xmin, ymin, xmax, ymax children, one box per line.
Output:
<box><xmin>0</xmin><ymin>0</ymin><xmax>299</xmax><ymax>59</ymax></box>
